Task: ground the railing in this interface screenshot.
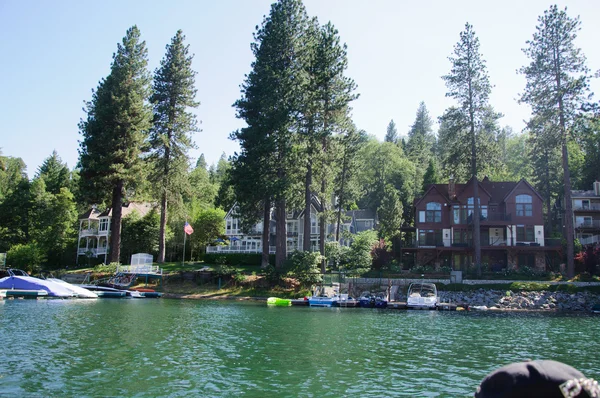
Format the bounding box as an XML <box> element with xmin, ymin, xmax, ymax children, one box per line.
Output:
<box><xmin>117</xmin><ymin>264</ymin><xmax>162</xmax><ymax>275</ymax></box>
<box><xmin>77</xmin><ymin>247</ymin><xmax>108</xmax><ymax>256</ymax></box>
<box><xmin>576</xmin><ymin>220</ymin><xmax>600</xmax><ymax>229</ymax></box>
<box><xmin>485</xmin><ymin>213</ymin><xmax>512</xmax><ymax>222</ymax></box>
<box><xmin>79</xmin><ymin>228</ymin><xmax>98</xmax><ymax>236</ymax></box>
<box><xmin>580</xmin><ymin>235</ymin><xmax>600</xmax><ymax>245</ymax></box>
<box><xmin>574</xmin><ymin>203</ymin><xmax>600</xmax><ymax>211</ymax></box>
<box><xmin>206</xmin><ymin>246</ymin><xmax>276</xmax><ymax>254</ymax></box>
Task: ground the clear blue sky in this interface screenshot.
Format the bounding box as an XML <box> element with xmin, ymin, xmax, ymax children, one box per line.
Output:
<box><xmin>1</xmin><ymin>0</ymin><xmax>599</xmax><ymax>178</ymax></box>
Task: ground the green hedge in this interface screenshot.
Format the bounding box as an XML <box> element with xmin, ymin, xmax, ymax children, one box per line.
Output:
<box><xmin>203</xmin><ymin>253</ymin><xmax>275</xmax><ymax>266</ymax></box>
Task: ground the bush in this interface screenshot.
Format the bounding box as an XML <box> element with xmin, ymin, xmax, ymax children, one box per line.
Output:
<box><xmin>371</xmin><ymin>239</ymin><xmax>392</xmax><ymax>270</ymax></box>
<box><xmin>341</xmin><ymin>230</ymin><xmax>378</xmax><ymax>276</ymax></box>
<box><xmin>285</xmin><ymin>250</ymin><xmax>323</xmax><ymax>287</ymax></box>
<box><xmin>203</xmin><ymin>253</ymin><xmax>275</xmax><ymax>266</ymax></box>
<box><xmin>325</xmin><ymin>242</ymin><xmax>348</xmax><ymax>270</ymax></box>
<box><xmin>93</xmin><ymin>262</ymin><xmax>118</xmax><ymax>274</ymax></box>
<box><xmin>7</xmin><ymin>243</ymin><xmax>46</xmax><ymax>274</ymax></box>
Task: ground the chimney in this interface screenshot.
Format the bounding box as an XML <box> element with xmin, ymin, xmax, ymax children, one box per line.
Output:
<box><xmin>595</xmin><ymin>180</ymin><xmax>600</xmax><ymax>196</ymax></box>
<box><xmin>448</xmin><ymin>175</ymin><xmax>455</xmax><ymax>199</ymax></box>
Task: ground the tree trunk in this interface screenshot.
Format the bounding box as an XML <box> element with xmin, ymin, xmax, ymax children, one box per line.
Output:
<box><xmin>158</xmin><ymin>190</ymin><xmax>167</xmax><ymax>263</ymax></box>
<box><xmin>336</xmin><ymin>153</ymin><xmax>348</xmax><ymax>242</ymax></box>
<box><xmin>319</xmin><ymin>180</ymin><xmax>327</xmax><ymax>273</ymax></box>
<box><xmin>544</xmin><ymin>149</ymin><xmax>553</xmax><ymax>236</ymax></box>
<box><xmin>261</xmin><ymin>198</ymin><xmax>271</xmax><ymax>268</ymax></box>
<box><xmin>561</xmin><ymin>140</ymin><xmax>575</xmax><ymax>278</ymax></box>
<box><xmin>303</xmin><ymin>162</ymin><xmax>312</xmax><ymax>251</ymax></box>
<box><xmin>275</xmin><ymin>198</ymin><xmax>287</xmax><ymax>269</ymax></box>
<box><xmin>471</xmin><ymin>124</ymin><xmax>481</xmax><ymax>277</ymax></box>
<box><xmin>109</xmin><ymin>180</ymin><xmax>124</xmax><ymax>263</ymax></box>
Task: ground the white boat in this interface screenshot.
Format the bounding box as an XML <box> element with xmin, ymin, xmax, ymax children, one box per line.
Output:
<box><xmin>406</xmin><ymin>282</ymin><xmax>438</xmax><ymax>310</ymax></box>
<box><xmin>47</xmin><ymin>278</ymin><xmax>98</xmax><ymax>298</ymax></box>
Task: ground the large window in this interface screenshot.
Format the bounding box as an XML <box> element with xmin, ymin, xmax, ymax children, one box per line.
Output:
<box><xmin>426</xmin><ymin>202</ymin><xmax>442</xmax><ymax>222</ymax></box>
<box><xmin>310</xmin><ymin>214</ymin><xmax>319</xmax><ymax>234</ymax></box>
<box><xmin>516</xmin><ymin>194</ymin><xmax>533</xmax><ymax>216</ymax></box>
<box><xmin>516</xmin><ymin>225</ymin><xmax>535</xmax><ymax>242</ymax></box>
<box><xmin>452</xmin><ymin>198</ymin><xmax>487</xmax><ymax>224</ymax></box>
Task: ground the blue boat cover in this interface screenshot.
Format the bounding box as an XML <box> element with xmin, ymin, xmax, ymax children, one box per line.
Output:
<box><xmin>0</xmin><ymin>276</ymin><xmax>75</xmax><ymax>297</ymax></box>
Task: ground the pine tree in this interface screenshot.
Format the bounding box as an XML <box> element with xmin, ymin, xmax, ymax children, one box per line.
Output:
<box><xmin>78</xmin><ymin>26</ymin><xmax>152</xmax><ymax>263</ymax></box>
<box><xmin>442</xmin><ymin>23</ymin><xmax>493</xmax><ymax>277</ymax></box>
<box><xmin>150</xmin><ymin>30</ymin><xmax>199</xmax><ymax>263</ymax></box>
<box><xmin>233</xmin><ymin>0</ymin><xmax>311</xmax><ymax>268</ymax></box>
<box><xmin>519</xmin><ymin>5</ymin><xmax>590</xmax><ymax>278</ymax></box>
<box><xmin>384</xmin><ymin>120</ymin><xmax>398</xmax><ymax>144</ymax></box>
<box><xmin>406</xmin><ymin>102</ymin><xmax>435</xmax><ymax>196</ymax></box>
<box><xmin>36</xmin><ymin>150</ymin><xmax>71</xmax><ymax>195</ymax></box>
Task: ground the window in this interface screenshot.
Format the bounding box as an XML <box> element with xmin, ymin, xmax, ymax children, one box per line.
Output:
<box><xmin>516</xmin><ymin>194</ymin><xmax>533</xmax><ymax>216</ymax></box>
<box><xmin>310</xmin><ymin>214</ymin><xmax>318</xmax><ymax>234</ymax></box>
<box><xmin>419</xmin><ymin>229</ymin><xmax>443</xmax><ymax>246</ymax></box>
<box><xmin>99</xmin><ymin>219</ymin><xmax>109</xmax><ymax>232</ymax></box>
<box><xmin>287</xmin><ymin>221</ymin><xmax>298</xmax><ymax>235</ymax></box>
<box><xmin>425</xmin><ymin>202</ymin><xmax>442</xmax><ymax>222</ymax></box>
<box><xmin>516</xmin><ymin>225</ymin><xmax>535</xmax><ymax>242</ymax></box>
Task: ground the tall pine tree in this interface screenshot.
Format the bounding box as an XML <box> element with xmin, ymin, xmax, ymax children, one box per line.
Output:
<box><xmin>519</xmin><ymin>5</ymin><xmax>590</xmax><ymax>278</ymax></box>
<box><xmin>442</xmin><ymin>23</ymin><xmax>493</xmax><ymax>277</ymax></box>
<box><xmin>384</xmin><ymin>119</ymin><xmax>398</xmax><ymax>144</ymax></box>
<box><xmin>150</xmin><ymin>30</ymin><xmax>199</xmax><ymax>263</ymax></box>
<box><xmin>78</xmin><ymin>26</ymin><xmax>152</xmax><ymax>263</ymax></box>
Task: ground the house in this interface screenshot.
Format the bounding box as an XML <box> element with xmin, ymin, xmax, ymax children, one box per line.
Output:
<box><xmin>402</xmin><ymin>176</ymin><xmax>561</xmax><ymax>272</ymax></box>
<box><xmin>77</xmin><ymin>202</ymin><xmax>154</xmax><ymax>263</ymax></box>
<box><xmin>572</xmin><ymin>181</ymin><xmax>600</xmax><ymax>246</ymax></box>
<box><xmin>206</xmin><ymin>196</ymin><xmax>377</xmax><ymax>254</ymax></box>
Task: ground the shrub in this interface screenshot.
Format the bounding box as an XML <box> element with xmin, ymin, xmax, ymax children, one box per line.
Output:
<box><xmin>93</xmin><ymin>262</ymin><xmax>118</xmax><ymax>274</ymax></box>
<box><xmin>342</xmin><ymin>230</ymin><xmax>378</xmax><ymax>276</ymax></box>
<box><xmin>285</xmin><ymin>250</ymin><xmax>323</xmax><ymax>287</ymax></box>
<box><xmin>371</xmin><ymin>239</ymin><xmax>392</xmax><ymax>270</ymax></box>
<box><xmin>203</xmin><ymin>253</ymin><xmax>275</xmax><ymax>266</ymax></box>
<box><xmin>325</xmin><ymin>241</ymin><xmax>348</xmax><ymax>270</ymax></box>
<box><xmin>7</xmin><ymin>243</ymin><xmax>46</xmax><ymax>274</ymax></box>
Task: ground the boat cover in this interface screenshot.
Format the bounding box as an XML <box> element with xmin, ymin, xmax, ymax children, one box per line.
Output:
<box><xmin>0</xmin><ymin>276</ymin><xmax>76</xmax><ymax>298</ymax></box>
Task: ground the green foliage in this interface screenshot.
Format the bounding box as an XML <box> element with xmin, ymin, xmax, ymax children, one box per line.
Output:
<box><xmin>384</xmin><ymin>119</ymin><xmax>398</xmax><ymax>144</ymax></box>
<box><xmin>285</xmin><ymin>250</ymin><xmax>323</xmax><ymax>286</ymax></box>
<box><xmin>325</xmin><ymin>241</ymin><xmax>348</xmax><ymax>270</ymax></box>
<box><xmin>149</xmin><ymin>29</ymin><xmax>200</xmax><ymax>262</ymax></box>
<box><xmin>6</xmin><ymin>243</ymin><xmax>46</xmax><ymax>273</ymax></box>
<box><xmin>93</xmin><ymin>262</ymin><xmax>118</xmax><ymax>274</ymax></box>
<box><xmin>191</xmin><ymin>208</ymin><xmax>226</xmax><ymax>254</ymax></box>
<box><xmin>341</xmin><ymin>230</ymin><xmax>378</xmax><ymax>275</ymax></box>
<box><xmin>203</xmin><ymin>253</ymin><xmax>275</xmax><ymax>267</ymax></box>
<box><xmin>120</xmin><ymin>209</ymin><xmax>161</xmax><ymax>263</ymax></box>
<box><xmin>377</xmin><ymin>185</ymin><xmax>403</xmax><ymax>239</ymax></box>
<box><xmin>35</xmin><ymin>151</ymin><xmax>71</xmax><ymax>195</ymax></box>
<box><xmin>78</xmin><ymin>26</ymin><xmax>153</xmax><ymax>263</ymax></box>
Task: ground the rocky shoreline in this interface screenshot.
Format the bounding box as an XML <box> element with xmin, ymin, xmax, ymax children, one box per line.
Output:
<box><xmin>438</xmin><ymin>290</ymin><xmax>600</xmax><ymax>312</ymax></box>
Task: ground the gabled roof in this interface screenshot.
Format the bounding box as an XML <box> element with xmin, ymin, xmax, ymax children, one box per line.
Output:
<box><xmin>97</xmin><ymin>202</ymin><xmax>154</xmax><ymax>218</ymax></box>
<box><xmin>79</xmin><ymin>208</ymin><xmax>101</xmax><ymax>221</ymax></box>
<box><xmin>456</xmin><ymin>176</ymin><xmax>493</xmax><ymax>200</ymax></box>
<box><xmin>501</xmin><ymin>178</ymin><xmax>543</xmax><ymax>202</ymax></box>
<box><xmin>417</xmin><ymin>177</ymin><xmax>541</xmax><ymax>206</ymax></box>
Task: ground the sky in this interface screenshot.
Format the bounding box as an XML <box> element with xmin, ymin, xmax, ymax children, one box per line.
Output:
<box><xmin>1</xmin><ymin>0</ymin><xmax>599</xmax><ymax>178</ymax></box>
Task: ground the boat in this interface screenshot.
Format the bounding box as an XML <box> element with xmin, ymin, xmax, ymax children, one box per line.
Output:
<box><xmin>0</xmin><ymin>269</ymin><xmax>78</xmax><ymax>298</ymax></box>
<box><xmin>332</xmin><ymin>294</ymin><xmax>359</xmax><ymax>308</ymax></box>
<box><xmin>592</xmin><ymin>304</ymin><xmax>600</xmax><ymax>314</ymax></box>
<box><xmin>406</xmin><ymin>282</ymin><xmax>438</xmax><ymax>310</ymax></box>
<box><xmin>358</xmin><ymin>292</ymin><xmax>387</xmax><ymax>308</ymax></box>
<box><xmin>0</xmin><ymin>289</ymin><xmax>48</xmax><ymax>299</ymax></box>
<box><xmin>267</xmin><ymin>297</ymin><xmax>292</xmax><ymax>307</ymax></box>
<box><xmin>291</xmin><ymin>297</ymin><xmax>309</xmax><ymax>306</ymax></box>
<box><xmin>308</xmin><ymin>295</ymin><xmax>340</xmax><ymax>307</ymax></box>
<box><xmin>38</xmin><ymin>273</ymin><xmax>98</xmax><ymax>298</ymax></box>
<box><xmin>77</xmin><ymin>285</ymin><xmax>127</xmax><ymax>298</ymax></box>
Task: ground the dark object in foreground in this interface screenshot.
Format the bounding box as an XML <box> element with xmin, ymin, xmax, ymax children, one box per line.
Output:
<box><xmin>474</xmin><ymin>359</ymin><xmax>599</xmax><ymax>397</ymax></box>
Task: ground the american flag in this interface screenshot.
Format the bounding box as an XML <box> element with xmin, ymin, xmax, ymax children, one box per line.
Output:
<box><xmin>184</xmin><ymin>222</ymin><xmax>194</xmax><ymax>235</ymax></box>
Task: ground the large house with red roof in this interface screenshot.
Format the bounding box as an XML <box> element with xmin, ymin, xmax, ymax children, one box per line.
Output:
<box><xmin>402</xmin><ymin>176</ymin><xmax>561</xmax><ymax>272</ymax></box>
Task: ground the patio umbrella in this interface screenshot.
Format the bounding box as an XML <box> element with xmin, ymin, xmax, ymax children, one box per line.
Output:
<box><xmin>230</xmin><ymin>237</ymin><xmax>240</xmax><ymax>241</ymax></box>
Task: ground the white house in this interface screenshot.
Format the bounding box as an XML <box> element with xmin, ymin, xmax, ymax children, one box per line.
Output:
<box><xmin>77</xmin><ymin>202</ymin><xmax>154</xmax><ymax>264</ymax></box>
<box><xmin>207</xmin><ymin>197</ymin><xmax>377</xmax><ymax>254</ymax></box>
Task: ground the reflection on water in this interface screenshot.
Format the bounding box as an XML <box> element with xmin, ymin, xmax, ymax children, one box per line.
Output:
<box><xmin>0</xmin><ymin>299</ymin><xmax>598</xmax><ymax>397</ymax></box>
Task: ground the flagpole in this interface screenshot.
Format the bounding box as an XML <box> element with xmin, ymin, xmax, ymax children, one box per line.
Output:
<box><xmin>182</xmin><ymin>221</ymin><xmax>187</xmax><ymax>267</ymax></box>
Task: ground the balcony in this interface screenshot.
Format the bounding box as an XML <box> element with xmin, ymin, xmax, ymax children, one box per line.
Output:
<box><xmin>206</xmin><ymin>245</ymin><xmax>276</xmax><ymax>254</ymax></box>
<box><xmin>574</xmin><ymin>203</ymin><xmax>600</xmax><ymax>211</ymax></box>
<box><xmin>79</xmin><ymin>228</ymin><xmax>98</xmax><ymax>236</ymax></box>
<box><xmin>576</xmin><ymin>220</ymin><xmax>600</xmax><ymax>229</ymax></box>
<box><xmin>77</xmin><ymin>247</ymin><xmax>108</xmax><ymax>256</ymax></box>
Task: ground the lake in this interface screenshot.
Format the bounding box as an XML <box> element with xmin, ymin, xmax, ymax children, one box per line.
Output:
<box><xmin>0</xmin><ymin>299</ymin><xmax>598</xmax><ymax>397</ymax></box>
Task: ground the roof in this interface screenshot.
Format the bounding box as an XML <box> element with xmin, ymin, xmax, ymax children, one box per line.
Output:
<box><xmin>418</xmin><ymin>177</ymin><xmax>539</xmax><ymax>205</ymax></box>
<box><xmin>97</xmin><ymin>202</ymin><xmax>155</xmax><ymax>218</ymax></box>
<box><xmin>571</xmin><ymin>189</ymin><xmax>599</xmax><ymax>199</ymax></box>
<box><xmin>79</xmin><ymin>208</ymin><xmax>101</xmax><ymax>221</ymax></box>
<box><xmin>346</xmin><ymin>209</ymin><xmax>376</xmax><ymax>220</ymax></box>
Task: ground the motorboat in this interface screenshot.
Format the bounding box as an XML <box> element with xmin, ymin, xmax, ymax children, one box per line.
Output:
<box><xmin>358</xmin><ymin>292</ymin><xmax>388</xmax><ymax>308</ymax></box>
<box><xmin>77</xmin><ymin>284</ymin><xmax>127</xmax><ymax>298</ymax></box>
<box><xmin>406</xmin><ymin>282</ymin><xmax>438</xmax><ymax>310</ymax></box>
<box><xmin>333</xmin><ymin>294</ymin><xmax>359</xmax><ymax>308</ymax></box>
<box><xmin>38</xmin><ymin>272</ymin><xmax>98</xmax><ymax>298</ymax></box>
<box><xmin>0</xmin><ymin>269</ymin><xmax>78</xmax><ymax>298</ymax></box>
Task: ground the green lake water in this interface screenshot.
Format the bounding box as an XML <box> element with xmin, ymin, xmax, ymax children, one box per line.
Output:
<box><xmin>0</xmin><ymin>299</ymin><xmax>598</xmax><ymax>397</ymax></box>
